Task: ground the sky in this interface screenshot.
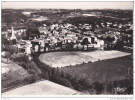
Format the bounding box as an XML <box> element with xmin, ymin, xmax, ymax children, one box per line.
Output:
<box><xmin>2</xmin><ymin>1</ymin><xmax>133</xmax><ymax>10</ymax></box>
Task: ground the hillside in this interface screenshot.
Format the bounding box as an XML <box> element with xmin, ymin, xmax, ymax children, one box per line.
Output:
<box><xmin>2</xmin><ymin>80</ymin><xmax>81</xmax><ymax>97</ymax></box>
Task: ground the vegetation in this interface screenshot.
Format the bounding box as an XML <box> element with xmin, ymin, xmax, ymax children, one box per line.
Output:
<box><xmin>4</xmin><ymin>51</ymin><xmax>11</xmax><ymax>62</ymax></box>
<box><xmin>2</xmin><ymin>41</ymin><xmax>132</xmax><ymax>94</ymax></box>
<box><xmin>24</xmin><ymin>22</ymin><xmax>40</xmax><ymax>40</ymax></box>
<box><xmin>61</xmin><ymin>55</ymin><xmax>133</xmax><ymax>94</ymax></box>
<box><xmin>32</xmin><ymin>53</ymin><xmax>133</xmax><ymax>94</ymax></box>
<box><xmin>81</xmin><ymin>38</ymin><xmax>90</xmax><ymax>45</ymax></box>
<box><xmin>1</xmin><ymin>9</ymin><xmax>133</xmax><ymax>94</ymax></box>
<box><xmin>2</xmin><ymin>11</ymin><xmax>27</xmax><ymax>24</ymax></box>
<box><xmin>2</xmin><ymin>51</ymin><xmax>42</xmax><ymax>92</ymax></box>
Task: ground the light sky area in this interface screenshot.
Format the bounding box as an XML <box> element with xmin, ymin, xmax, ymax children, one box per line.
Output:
<box><xmin>2</xmin><ymin>1</ymin><xmax>133</xmax><ymax>10</ymax></box>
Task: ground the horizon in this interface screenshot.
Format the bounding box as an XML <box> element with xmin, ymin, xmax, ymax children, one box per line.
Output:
<box><xmin>2</xmin><ymin>1</ymin><xmax>133</xmax><ymax>10</ymax></box>
<box><xmin>2</xmin><ymin>8</ymin><xmax>133</xmax><ymax>10</ymax></box>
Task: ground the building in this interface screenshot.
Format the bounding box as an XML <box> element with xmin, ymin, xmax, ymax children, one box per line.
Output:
<box><xmin>95</xmin><ymin>39</ymin><xmax>104</xmax><ymax>50</ymax></box>
<box><xmin>38</xmin><ymin>27</ymin><xmax>48</xmax><ymax>34</ymax></box>
<box><xmin>17</xmin><ymin>40</ymin><xmax>32</xmax><ymax>54</ymax></box>
<box><xmin>10</xmin><ymin>26</ymin><xmax>16</xmax><ymax>40</ymax></box>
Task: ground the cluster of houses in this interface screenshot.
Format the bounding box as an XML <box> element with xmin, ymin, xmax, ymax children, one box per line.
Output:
<box><xmin>2</xmin><ymin>23</ymin><xmax>105</xmax><ymax>55</ymax></box>
<box><xmin>2</xmin><ymin>18</ymin><xmax>133</xmax><ymax>55</ymax></box>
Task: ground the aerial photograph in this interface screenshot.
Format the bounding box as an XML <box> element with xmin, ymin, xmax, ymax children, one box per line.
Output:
<box><xmin>1</xmin><ymin>1</ymin><xmax>133</xmax><ymax>96</ymax></box>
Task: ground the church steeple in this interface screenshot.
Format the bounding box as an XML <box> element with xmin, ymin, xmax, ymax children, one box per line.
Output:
<box><xmin>10</xmin><ymin>26</ymin><xmax>16</xmax><ymax>40</ymax></box>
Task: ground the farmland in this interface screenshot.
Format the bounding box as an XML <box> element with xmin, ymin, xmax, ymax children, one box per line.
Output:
<box><xmin>39</xmin><ymin>50</ymin><xmax>131</xmax><ymax>68</ymax></box>
<box><xmin>1</xmin><ymin>61</ymin><xmax>31</xmax><ymax>92</ymax></box>
<box><xmin>1</xmin><ymin>7</ymin><xmax>133</xmax><ymax>95</ymax></box>
<box><xmin>2</xmin><ymin>80</ymin><xmax>81</xmax><ymax>96</ymax></box>
<box><xmin>61</xmin><ymin>55</ymin><xmax>133</xmax><ymax>83</ymax></box>
<box><xmin>38</xmin><ymin>50</ymin><xmax>133</xmax><ymax>94</ymax></box>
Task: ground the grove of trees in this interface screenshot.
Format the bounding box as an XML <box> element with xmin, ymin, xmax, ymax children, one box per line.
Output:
<box><xmin>32</xmin><ymin>53</ymin><xmax>133</xmax><ymax>94</ymax></box>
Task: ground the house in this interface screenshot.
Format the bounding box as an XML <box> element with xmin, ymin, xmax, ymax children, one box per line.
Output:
<box><xmin>88</xmin><ymin>37</ymin><xmax>92</xmax><ymax>43</ymax></box>
<box><xmin>31</xmin><ymin>39</ymin><xmax>42</xmax><ymax>52</ymax></box>
<box><xmin>96</xmin><ymin>25</ymin><xmax>99</xmax><ymax>27</ymax></box>
<box><xmin>38</xmin><ymin>27</ymin><xmax>48</xmax><ymax>34</ymax></box>
<box><xmin>1</xmin><ymin>51</ymin><xmax>7</xmax><ymax>57</ymax></box>
<box><xmin>59</xmin><ymin>33</ymin><xmax>65</xmax><ymax>37</ymax></box>
<box><xmin>53</xmin><ymin>30</ymin><xmax>59</xmax><ymax>34</ymax></box>
<box><xmin>78</xmin><ymin>36</ymin><xmax>83</xmax><ymax>43</ymax></box>
<box><xmin>83</xmin><ymin>31</ymin><xmax>94</xmax><ymax>36</ymax></box>
<box><xmin>118</xmin><ymin>24</ymin><xmax>123</xmax><ymax>29</ymax></box>
<box><xmin>72</xmin><ymin>38</ymin><xmax>77</xmax><ymax>43</ymax></box>
<box><xmin>66</xmin><ymin>39</ymin><xmax>72</xmax><ymax>43</ymax></box>
<box><xmin>113</xmin><ymin>23</ymin><xmax>118</xmax><ymax>28</ymax></box>
<box><xmin>95</xmin><ymin>39</ymin><xmax>104</xmax><ymax>50</ymax></box>
<box><xmin>90</xmin><ymin>36</ymin><xmax>97</xmax><ymax>43</ymax></box>
<box><xmin>17</xmin><ymin>40</ymin><xmax>32</xmax><ymax>54</ymax></box>
<box><xmin>39</xmin><ymin>41</ymin><xmax>45</xmax><ymax>52</ymax></box>
<box><xmin>88</xmin><ymin>44</ymin><xmax>94</xmax><ymax>50</ymax></box>
<box><xmin>77</xmin><ymin>43</ymin><xmax>83</xmax><ymax>50</ymax></box>
<box><xmin>34</xmin><ymin>45</ymin><xmax>39</xmax><ymax>52</ymax></box>
<box><xmin>62</xmin><ymin>29</ymin><xmax>68</xmax><ymax>33</ymax></box>
<box><xmin>73</xmin><ymin>44</ymin><xmax>78</xmax><ymax>49</ymax></box>
<box><xmin>61</xmin><ymin>44</ymin><xmax>67</xmax><ymax>50</ymax></box>
<box><xmin>107</xmin><ymin>22</ymin><xmax>112</xmax><ymax>27</ymax></box>
<box><xmin>25</xmin><ymin>44</ymin><xmax>32</xmax><ymax>54</ymax></box>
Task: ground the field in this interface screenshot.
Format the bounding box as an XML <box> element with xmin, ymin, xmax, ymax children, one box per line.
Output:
<box><xmin>39</xmin><ymin>50</ymin><xmax>131</xmax><ymax>68</ymax></box>
<box><xmin>2</xmin><ymin>62</ymin><xmax>30</xmax><ymax>81</ymax></box>
<box><xmin>38</xmin><ymin>50</ymin><xmax>133</xmax><ymax>94</ymax></box>
<box><xmin>61</xmin><ymin>55</ymin><xmax>133</xmax><ymax>83</ymax></box>
<box><xmin>95</xmin><ymin>27</ymin><xmax>120</xmax><ymax>33</ymax></box>
<box><xmin>1</xmin><ymin>59</ymin><xmax>30</xmax><ymax>92</ymax></box>
<box><xmin>2</xmin><ymin>80</ymin><xmax>81</xmax><ymax>96</ymax></box>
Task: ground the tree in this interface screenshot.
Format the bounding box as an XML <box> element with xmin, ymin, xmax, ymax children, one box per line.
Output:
<box><xmin>14</xmin><ymin>53</ymin><xmax>29</xmax><ymax>63</ymax></box>
<box><xmin>81</xmin><ymin>38</ymin><xmax>89</xmax><ymax>45</ymax></box>
<box><xmin>91</xmin><ymin>25</ymin><xmax>95</xmax><ymax>31</ymax></box>
<box><xmin>105</xmin><ymin>36</ymin><xmax>115</xmax><ymax>43</ymax></box>
<box><xmin>60</xmin><ymin>78</ymin><xmax>73</xmax><ymax>89</ymax></box>
<box><xmin>11</xmin><ymin>53</ymin><xmax>17</xmax><ymax>61</ymax></box>
<box><xmin>16</xmin><ymin>34</ymin><xmax>22</xmax><ymax>40</ymax></box>
<box><xmin>92</xmin><ymin>81</ymin><xmax>104</xmax><ymax>94</ymax></box>
<box><xmin>114</xmin><ymin>40</ymin><xmax>123</xmax><ymax>50</ymax></box>
<box><xmin>5</xmin><ymin>51</ymin><xmax>11</xmax><ymax>62</ymax></box>
<box><xmin>2</xmin><ymin>35</ymin><xmax>9</xmax><ymax>51</ymax></box>
<box><xmin>11</xmin><ymin>39</ymin><xmax>16</xmax><ymax>45</ymax></box>
<box><xmin>2</xmin><ymin>35</ymin><xmax>9</xmax><ymax>45</ymax></box>
<box><xmin>2</xmin><ymin>11</ymin><xmax>27</xmax><ymax>24</ymax></box>
<box><xmin>28</xmin><ymin>61</ymin><xmax>42</xmax><ymax>76</ymax></box>
<box><xmin>25</xmin><ymin>22</ymin><xmax>40</xmax><ymax>40</ymax></box>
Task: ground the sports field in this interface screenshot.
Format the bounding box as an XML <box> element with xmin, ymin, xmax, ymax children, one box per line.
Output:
<box><xmin>39</xmin><ymin>50</ymin><xmax>131</xmax><ymax>68</ymax></box>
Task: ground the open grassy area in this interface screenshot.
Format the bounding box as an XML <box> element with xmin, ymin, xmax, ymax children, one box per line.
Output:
<box><xmin>61</xmin><ymin>55</ymin><xmax>133</xmax><ymax>83</ymax></box>
<box><xmin>1</xmin><ymin>54</ymin><xmax>42</xmax><ymax>93</ymax></box>
<box><xmin>1</xmin><ymin>62</ymin><xmax>31</xmax><ymax>92</ymax></box>
<box><xmin>95</xmin><ymin>27</ymin><xmax>120</xmax><ymax>33</ymax></box>
<box><xmin>38</xmin><ymin>50</ymin><xmax>133</xmax><ymax>94</ymax></box>
<box><xmin>2</xmin><ymin>80</ymin><xmax>81</xmax><ymax>96</ymax></box>
<box><xmin>39</xmin><ymin>50</ymin><xmax>131</xmax><ymax>68</ymax></box>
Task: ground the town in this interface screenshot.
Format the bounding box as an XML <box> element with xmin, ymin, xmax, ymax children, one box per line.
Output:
<box><xmin>2</xmin><ymin>8</ymin><xmax>133</xmax><ymax>95</ymax></box>
<box><xmin>2</xmin><ymin>11</ymin><xmax>133</xmax><ymax>55</ymax></box>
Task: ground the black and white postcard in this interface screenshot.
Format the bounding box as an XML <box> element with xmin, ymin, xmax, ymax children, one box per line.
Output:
<box><xmin>1</xmin><ymin>1</ymin><xmax>134</xmax><ymax>98</ymax></box>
